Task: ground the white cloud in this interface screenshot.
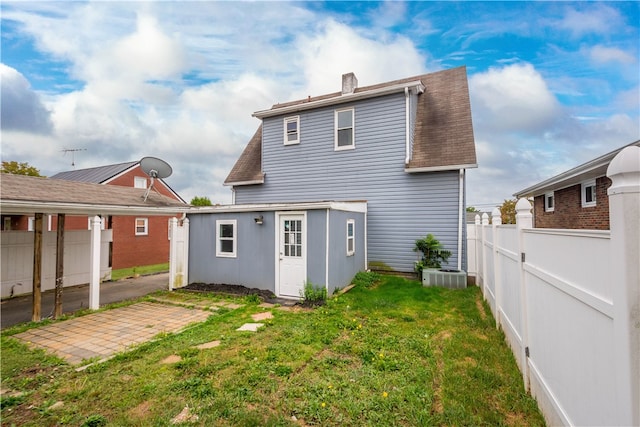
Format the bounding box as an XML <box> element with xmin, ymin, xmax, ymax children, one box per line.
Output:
<box><xmin>295</xmin><ymin>19</ymin><xmax>426</xmax><ymax>98</ymax></box>
<box><xmin>469</xmin><ymin>63</ymin><xmax>561</xmax><ymax>134</ymax></box>
<box><xmin>0</xmin><ymin>64</ymin><xmax>53</xmax><ymax>133</ymax></box>
<box><xmin>556</xmin><ymin>5</ymin><xmax>624</xmax><ymax>38</ymax></box>
<box><xmin>589</xmin><ymin>45</ymin><xmax>636</xmax><ymax>65</ymax></box>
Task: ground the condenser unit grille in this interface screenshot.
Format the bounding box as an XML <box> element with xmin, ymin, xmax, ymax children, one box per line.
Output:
<box><xmin>422</xmin><ymin>269</ymin><xmax>467</xmax><ymax>289</ymax></box>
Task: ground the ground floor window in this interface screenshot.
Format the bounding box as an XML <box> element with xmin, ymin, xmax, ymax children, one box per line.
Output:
<box><xmin>581</xmin><ymin>180</ymin><xmax>596</xmax><ymax>207</ymax></box>
<box><xmin>346</xmin><ymin>219</ymin><xmax>355</xmax><ymax>256</ymax></box>
<box><xmin>544</xmin><ymin>192</ymin><xmax>554</xmax><ymax>212</ymax></box>
<box><xmin>216</xmin><ymin>219</ymin><xmax>237</xmax><ymax>258</ymax></box>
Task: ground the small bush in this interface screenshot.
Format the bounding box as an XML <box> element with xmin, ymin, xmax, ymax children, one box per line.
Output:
<box><xmin>81</xmin><ymin>414</ymin><xmax>107</xmax><ymax>427</ymax></box>
<box><xmin>300</xmin><ymin>282</ymin><xmax>327</xmax><ymax>306</ymax></box>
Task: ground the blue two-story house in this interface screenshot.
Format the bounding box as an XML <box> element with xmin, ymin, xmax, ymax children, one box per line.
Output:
<box><xmin>187</xmin><ymin>67</ymin><xmax>477</xmax><ymax>298</ymax></box>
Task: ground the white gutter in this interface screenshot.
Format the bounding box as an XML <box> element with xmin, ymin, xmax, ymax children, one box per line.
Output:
<box><xmin>514</xmin><ymin>139</ymin><xmax>640</xmax><ymax>198</ymax></box>
<box><xmin>189</xmin><ymin>200</ymin><xmax>368</xmax><ymax>214</ymax></box>
<box><xmin>0</xmin><ymin>200</ymin><xmax>190</xmax><ymax>216</ymax></box>
<box><xmin>405</xmin><ymin>163</ymin><xmax>478</xmax><ymax>173</ymax></box>
<box><xmin>405</xmin><ymin>87</ymin><xmax>410</xmax><ymax>164</ymax></box>
<box><xmin>223</xmin><ymin>178</ymin><xmax>264</xmax><ymax>187</ymax></box>
<box><xmin>253</xmin><ymin>81</ymin><xmax>425</xmax><ymax>119</ymax></box>
<box><xmin>457</xmin><ymin>169</ymin><xmax>464</xmax><ymax>270</ymax></box>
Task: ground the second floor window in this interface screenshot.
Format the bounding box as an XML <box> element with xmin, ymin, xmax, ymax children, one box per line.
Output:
<box><xmin>284</xmin><ymin>116</ymin><xmax>300</xmax><ymax>145</ymax></box>
<box><xmin>134</xmin><ymin>176</ymin><xmax>147</xmax><ymax>189</ymax></box>
<box><xmin>335</xmin><ymin>108</ymin><xmax>354</xmax><ymax>150</ymax></box>
<box><xmin>135</xmin><ymin>218</ymin><xmax>148</xmax><ymax>235</ymax></box>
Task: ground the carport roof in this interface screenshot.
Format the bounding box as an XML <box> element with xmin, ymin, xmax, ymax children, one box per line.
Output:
<box><xmin>1</xmin><ymin>174</ymin><xmax>189</xmax><ymax>216</ymax></box>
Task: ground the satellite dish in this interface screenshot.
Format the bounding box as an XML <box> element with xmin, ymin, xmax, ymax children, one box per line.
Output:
<box><xmin>140</xmin><ymin>156</ymin><xmax>172</xmax><ymax>179</ymax></box>
<box><xmin>140</xmin><ymin>157</ymin><xmax>172</xmax><ymax>202</ymax></box>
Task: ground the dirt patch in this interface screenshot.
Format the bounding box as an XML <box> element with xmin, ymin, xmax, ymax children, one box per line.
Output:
<box><xmin>182</xmin><ymin>283</ymin><xmax>276</xmax><ymax>301</ymax></box>
<box><xmin>476</xmin><ymin>294</ymin><xmax>487</xmax><ymax>320</ymax></box>
<box><xmin>160</xmin><ymin>355</ymin><xmax>182</xmax><ymax>364</ymax></box>
<box><xmin>129</xmin><ymin>400</ymin><xmax>152</xmax><ymax>419</ymax></box>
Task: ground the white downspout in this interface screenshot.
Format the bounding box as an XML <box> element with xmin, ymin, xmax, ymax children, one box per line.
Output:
<box><xmin>231</xmin><ymin>187</ymin><xmax>236</xmax><ymax>205</ymax></box>
<box><xmin>405</xmin><ymin>87</ymin><xmax>410</xmax><ymax>164</ymax></box>
<box><xmin>325</xmin><ymin>209</ymin><xmax>330</xmax><ymax>293</ymax></box>
<box><xmin>457</xmin><ymin>169</ymin><xmax>464</xmax><ymax>270</ymax></box>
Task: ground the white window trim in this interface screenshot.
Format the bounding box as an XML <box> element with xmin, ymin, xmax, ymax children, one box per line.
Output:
<box><xmin>284</xmin><ymin>116</ymin><xmax>300</xmax><ymax>145</ymax></box>
<box><xmin>216</xmin><ymin>219</ymin><xmax>237</xmax><ymax>258</ymax></box>
<box><xmin>134</xmin><ymin>176</ymin><xmax>148</xmax><ymax>189</ymax></box>
<box><xmin>135</xmin><ymin>218</ymin><xmax>148</xmax><ymax>236</ymax></box>
<box><xmin>544</xmin><ymin>192</ymin><xmax>554</xmax><ymax>212</ymax></box>
<box><xmin>346</xmin><ymin>219</ymin><xmax>355</xmax><ymax>256</ymax></box>
<box><xmin>581</xmin><ymin>180</ymin><xmax>597</xmax><ymax>208</ymax></box>
<box><xmin>334</xmin><ymin>107</ymin><xmax>355</xmax><ymax>151</ymax></box>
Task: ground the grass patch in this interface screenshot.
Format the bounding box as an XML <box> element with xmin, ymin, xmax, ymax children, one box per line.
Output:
<box><xmin>1</xmin><ymin>275</ymin><xmax>545</xmax><ymax>426</ymax></box>
<box><xmin>110</xmin><ymin>263</ymin><xmax>169</xmax><ymax>281</ymax></box>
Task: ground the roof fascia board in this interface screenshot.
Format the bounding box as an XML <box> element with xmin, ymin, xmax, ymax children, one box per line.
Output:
<box><xmin>100</xmin><ymin>162</ymin><xmax>140</xmax><ymax>185</ymax></box>
<box><xmin>223</xmin><ymin>179</ymin><xmax>265</xmax><ymax>187</ymax></box>
<box><xmin>253</xmin><ymin>81</ymin><xmax>425</xmax><ymax>119</ymax></box>
<box><xmin>404</xmin><ymin>163</ymin><xmax>478</xmax><ymax>173</ymax></box>
<box><xmin>189</xmin><ymin>201</ymin><xmax>367</xmax><ymax>214</ymax></box>
<box><xmin>1</xmin><ymin>201</ymin><xmax>190</xmax><ymax>216</ymax></box>
<box><xmin>513</xmin><ymin>140</ymin><xmax>640</xmax><ymax>198</ymax></box>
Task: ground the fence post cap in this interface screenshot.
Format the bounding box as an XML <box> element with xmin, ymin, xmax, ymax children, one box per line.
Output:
<box><xmin>515</xmin><ymin>198</ymin><xmax>532</xmax><ymax>213</ymax></box>
<box><xmin>475</xmin><ymin>214</ymin><xmax>481</xmax><ymax>224</ymax></box>
<box><xmin>491</xmin><ymin>208</ymin><xmax>502</xmax><ymax>225</ymax></box>
<box><xmin>607</xmin><ymin>146</ymin><xmax>640</xmax><ymax>194</ymax></box>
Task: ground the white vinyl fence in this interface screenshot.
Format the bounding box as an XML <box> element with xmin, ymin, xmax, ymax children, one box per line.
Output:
<box><xmin>1</xmin><ymin>229</ymin><xmax>112</xmax><ymax>298</ymax></box>
<box><xmin>467</xmin><ymin>146</ymin><xmax>639</xmax><ymax>426</ymax></box>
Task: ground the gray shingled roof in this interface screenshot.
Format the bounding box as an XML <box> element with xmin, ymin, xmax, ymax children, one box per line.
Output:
<box><xmin>1</xmin><ymin>174</ymin><xmax>188</xmax><ymax>215</ymax></box>
<box><xmin>225</xmin><ymin>66</ymin><xmax>476</xmax><ymax>185</ymax></box>
<box><xmin>51</xmin><ymin>161</ymin><xmax>138</xmax><ymax>183</ymax></box>
<box><xmin>223</xmin><ymin>125</ymin><xmax>264</xmax><ymax>185</ymax></box>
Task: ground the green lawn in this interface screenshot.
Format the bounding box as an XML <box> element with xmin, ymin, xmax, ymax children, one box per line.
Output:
<box><xmin>1</xmin><ymin>274</ymin><xmax>545</xmax><ymax>426</ymax></box>
<box><xmin>109</xmin><ymin>262</ymin><xmax>169</xmax><ymax>281</ymax></box>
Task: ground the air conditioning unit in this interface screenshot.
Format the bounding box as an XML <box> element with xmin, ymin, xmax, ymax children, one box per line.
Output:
<box><xmin>422</xmin><ymin>269</ymin><xmax>467</xmax><ymax>289</ymax></box>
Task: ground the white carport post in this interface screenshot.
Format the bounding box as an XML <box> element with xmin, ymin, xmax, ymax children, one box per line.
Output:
<box><xmin>89</xmin><ymin>215</ymin><xmax>102</xmax><ymax>310</ymax></box>
<box><xmin>169</xmin><ymin>217</ymin><xmax>189</xmax><ymax>291</ymax></box>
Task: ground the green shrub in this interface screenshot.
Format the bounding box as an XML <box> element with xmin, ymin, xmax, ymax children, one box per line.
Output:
<box><xmin>81</xmin><ymin>414</ymin><xmax>107</xmax><ymax>427</ymax></box>
<box><xmin>300</xmin><ymin>282</ymin><xmax>327</xmax><ymax>306</ymax></box>
<box><xmin>414</xmin><ymin>234</ymin><xmax>452</xmax><ymax>274</ymax></box>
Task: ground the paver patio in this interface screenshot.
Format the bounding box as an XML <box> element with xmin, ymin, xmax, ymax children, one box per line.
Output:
<box><xmin>14</xmin><ymin>302</ymin><xmax>213</xmax><ymax>365</ymax></box>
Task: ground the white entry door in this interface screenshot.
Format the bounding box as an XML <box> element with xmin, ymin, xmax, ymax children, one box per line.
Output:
<box><xmin>277</xmin><ymin>213</ymin><xmax>306</xmax><ymax>298</ymax></box>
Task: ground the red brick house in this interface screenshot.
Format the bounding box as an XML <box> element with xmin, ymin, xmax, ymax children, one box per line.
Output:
<box><xmin>514</xmin><ymin>140</ymin><xmax>639</xmax><ymax>230</ymax></box>
<box><xmin>47</xmin><ymin>161</ymin><xmax>186</xmax><ymax>269</ymax></box>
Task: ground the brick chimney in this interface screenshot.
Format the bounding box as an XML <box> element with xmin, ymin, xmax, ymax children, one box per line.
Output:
<box><xmin>342</xmin><ymin>72</ymin><xmax>358</xmax><ymax>95</ymax></box>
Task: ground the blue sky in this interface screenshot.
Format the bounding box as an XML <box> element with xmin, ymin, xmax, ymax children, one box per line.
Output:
<box><xmin>1</xmin><ymin>1</ymin><xmax>638</xmax><ymax>208</ymax></box>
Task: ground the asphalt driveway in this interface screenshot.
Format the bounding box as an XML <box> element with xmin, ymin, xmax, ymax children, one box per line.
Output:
<box><xmin>1</xmin><ymin>273</ymin><xmax>169</xmax><ymax>329</ymax></box>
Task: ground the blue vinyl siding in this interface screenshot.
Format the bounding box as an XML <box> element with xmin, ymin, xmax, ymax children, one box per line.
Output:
<box><xmin>327</xmin><ymin>210</ymin><xmax>366</xmax><ymax>293</ymax></box>
<box><xmin>306</xmin><ymin>210</ymin><xmax>327</xmax><ymax>287</ymax></box>
<box><xmin>187</xmin><ymin>212</ymin><xmax>276</xmax><ymax>290</ymax></box>
<box><xmin>235</xmin><ymin>92</ymin><xmax>463</xmax><ymax>273</ymax></box>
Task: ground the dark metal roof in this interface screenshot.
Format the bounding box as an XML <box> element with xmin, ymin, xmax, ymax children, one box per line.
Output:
<box><xmin>51</xmin><ymin>161</ymin><xmax>138</xmax><ymax>183</ymax></box>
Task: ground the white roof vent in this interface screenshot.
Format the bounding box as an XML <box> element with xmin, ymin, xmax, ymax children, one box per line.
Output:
<box><xmin>342</xmin><ymin>72</ymin><xmax>358</xmax><ymax>95</ymax></box>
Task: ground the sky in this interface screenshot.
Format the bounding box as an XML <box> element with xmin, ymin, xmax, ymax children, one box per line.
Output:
<box><xmin>1</xmin><ymin>1</ymin><xmax>639</xmax><ymax>209</ymax></box>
